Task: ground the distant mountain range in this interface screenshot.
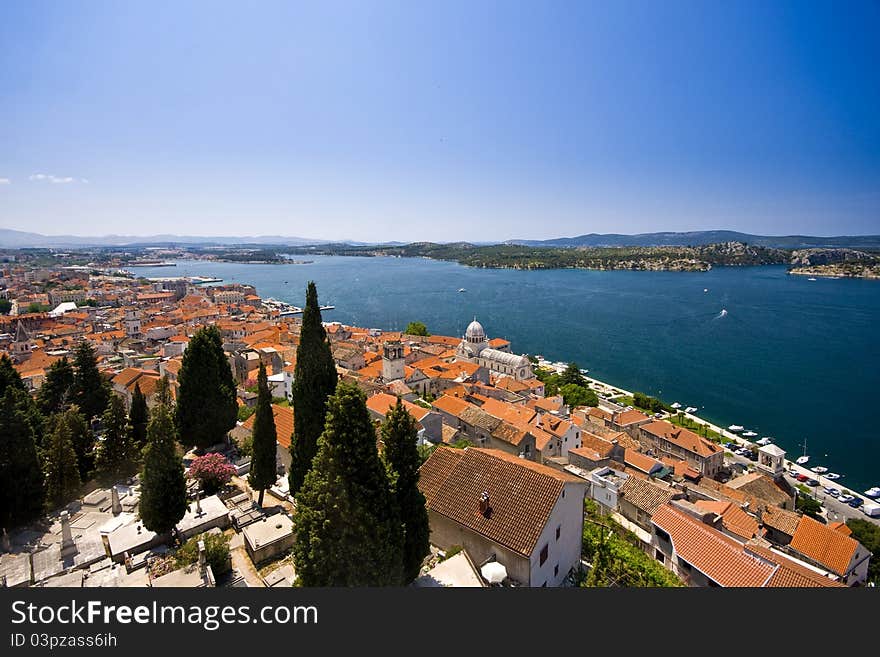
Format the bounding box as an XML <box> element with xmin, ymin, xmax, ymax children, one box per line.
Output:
<box><xmin>507</xmin><ymin>231</ymin><xmax>880</xmax><ymax>249</ymax></box>
<box><xmin>0</xmin><ymin>229</ymin><xmax>361</xmax><ymax>249</ymax></box>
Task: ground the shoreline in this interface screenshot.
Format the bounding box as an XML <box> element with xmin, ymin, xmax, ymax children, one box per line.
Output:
<box><xmin>574</xmin><ymin>371</ymin><xmax>875</xmax><ymax>509</ymax></box>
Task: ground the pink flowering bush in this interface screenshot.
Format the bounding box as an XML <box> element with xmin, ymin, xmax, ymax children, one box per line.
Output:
<box><xmin>188</xmin><ymin>453</ymin><xmax>236</xmax><ymax>494</ymax></box>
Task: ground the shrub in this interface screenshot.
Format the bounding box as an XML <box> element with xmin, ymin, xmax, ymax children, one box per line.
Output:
<box><xmin>187</xmin><ymin>453</ymin><xmax>236</xmax><ymax>494</ymax></box>
<box><xmin>175</xmin><ymin>531</ymin><xmax>231</xmax><ymax>575</ymax></box>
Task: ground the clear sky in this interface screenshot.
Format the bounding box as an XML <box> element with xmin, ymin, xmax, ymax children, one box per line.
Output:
<box><xmin>1</xmin><ymin>1</ymin><xmax>878</xmax><ymax>242</ymax></box>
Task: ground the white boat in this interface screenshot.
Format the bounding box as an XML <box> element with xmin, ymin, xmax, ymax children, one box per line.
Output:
<box><xmin>743</xmin><ymin>431</ymin><xmax>758</xmax><ymax>437</ymax></box>
<box><xmin>685</xmin><ymin>407</ymin><xmax>698</xmax><ymax>413</ymax></box>
<box><xmin>796</xmin><ymin>455</ymin><xmax>810</xmax><ymax>465</ymax></box>
<box><xmin>864</xmin><ymin>487</ymin><xmax>880</xmax><ymax>499</ymax></box>
<box><xmin>756</xmin><ymin>437</ymin><xmax>772</xmax><ymax>446</ymax></box>
<box><xmin>728</xmin><ymin>425</ymin><xmax>744</xmax><ymax>432</ymax></box>
<box><xmin>720</xmin><ymin>309</ymin><xmax>728</xmax><ymax>317</ymax></box>
<box><xmin>671</xmin><ymin>402</ymin><xmax>682</xmax><ymax>409</ymax></box>
<box><xmin>703</xmin><ymin>288</ymin><xmax>708</xmax><ymax>293</ymax></box>
<box><xmin>810</xmin><ymin>466</ymin><xmax>828</xmax><ymax>474</ymax></box>
<box><xmin>807</xmin><ymin>277</ymin><xmax>817</xmax><ymax>281</ymax></box>
<box><xmin>825</xmin><ymin>473</ymin><xmax>841</xmax><ymax>480</ymax></box>
<box><xmin>457</xmin><ymin>288</ymin><xmax>466</xmax><ymax>293</ymax></box>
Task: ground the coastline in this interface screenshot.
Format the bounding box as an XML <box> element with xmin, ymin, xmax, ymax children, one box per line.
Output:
<box><xmin>575</xmin><ymin>371</ymin><xmax>874</xmax><ymax>508</ymax></box>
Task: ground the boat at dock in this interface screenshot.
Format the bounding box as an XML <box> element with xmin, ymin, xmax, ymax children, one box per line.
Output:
<box><xmin>796</xmin><ymin>455</ymin><xmax>810</xmax><ymax>465</ymax></box>
<box><xmin>684</xmin><ymin>406</ymin><xmax>698</xmax><ymax>413</ymax></box>
<box><xmin>728</xmin><ymin>425</ymin><xmax>744</xmax><ymax>432</ymax></box>
<box><xmin>756</xmin><ymin>437</ymin><xmax>773</xmax><ymax>446</ymax></box>
<box><xmin>864</xmin><ymin>487</ymin><xmax>880</xmax><ymax>499</ymax></box>
<box><xmin>825</xmin><ymin>473</ymin><xmax>841</xmax><ymax>480</ymax></box>
<box><xmin>811</xmin><ymin>466</ymin><xmax>828</xmax><ymax>474</ymax></box>
<box><xmin>743</xmin><ymin>430</ymin><xmax>758</xmax><ymax>437</ymax></box>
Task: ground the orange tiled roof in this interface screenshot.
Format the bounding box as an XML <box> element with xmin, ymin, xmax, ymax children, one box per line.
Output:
<box><xmin>418</xmin><ymin>447</ymin><xmax>582</xmax><ymax>557</ymax></box>
<box><xmin>615</xmin><ymin>408</ymin><xmax>650</xmax><ymax>425</ymax></box>
<box><xmin>789</xmin><ymin>515</ymin><xmax>860</xmax><ymax>577</ymax></box>
<box><xmin>366</xmin><ymin>392</ymin><xmax>430</xmax><ymax>422</ymax></box>
<box><xmin>242</xmin><ymin>403</ymin><xmax>294</xmax><ymax>449</ymax></box>
<box><xmin>694</xmin><ymin>500</ymin><xmax>759</xmax><ymax>540</ymax></box>
<box><xmin>641</xmin><ymin>420</ymin><xmax>721</xmax><ymax>458</ymax></box>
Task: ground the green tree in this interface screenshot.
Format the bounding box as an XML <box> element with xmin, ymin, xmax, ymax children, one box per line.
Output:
<box><xmin>795</xmin><ymin>493</ymin><xmax>823</xmax><ymax>520</ymax></box>
<box><xmin>559</xmin><ymin>383</ymin><xmax>599</xmax><ymax>408</ymax></box>
<box><xmin>71</xmin><ymin>340</ymin><xmax>110</xmax><ymax>420</ymax></box>
<box><xmin>37</xmin><ymin>356</ymin><xmax>74</xmax><ymax>416</ymax></box>
<box><xmin>560</xmin><ymin>362</ymin><xmax>587</xmax><ymax>387</ymax></box>
<box><xmin>845</xmin><ymin>518</ymin><xmax>880</xmax><ymax>584</ymax></box>
<box><xmin>43</xmin><ymin>414</ymin><xmax>82</xmax><ymax>509</ymax></box>
<box><xmin>0</xmin><ymin>353</ymin><xmax>25</xmax><ymax>397</ymax></box>
<box><xmin>139</xmin><ymin>396</ymin><xmax>187</xmax><ymax>535</ymax></box>
<box><xmin>293</xmin><ymin>382</ymin><xmax>403</xmax><ymax>586</ymax></box>
<box><xmin>95</xmin><ymin>395</ymin><xmax>134</xmax><ymax>479</ymax></box>
<box><xmin>127</xmin><ymin>382</ymin><xmax>149</xmax><ymax>451</ymax></box>
<box><xmin>404</xmin><ymin>321</ymin><xmax>429</xmax><ymax>337</ymax></box>
<box><xmin>175</xmin><ymin>325</ymin><xmax>237</xmax><ymax>450</ymax></box>
<box><xmin>0</xmin><ymin>388</ymin><xmax>45</xmax><ymax>530</ymax></box>
<box><xmin>248</xmin><ymin>362</ymin><xmax>277</xmax><ymax>506</ymax></box>
<box><xmin>289</xmin><ymin>281</ymin><xmax>338</xmax><ymax>498</ymax></box>
<box><xmin>55</xmin><ymin>407</ymin><xmax>95</xmax><ymax>481</ymax></box>
<box><xmin>381</xmin><ymin>399</ymin><xmax>431</xmax><ymax>583</ymax></box>
<box><xmin>0</xmin><ymin>298</ymin><xmax>11</xmax><ymax>315</ymax></box>
<box><xmin>175</xmin><ymin>531</ymin><xmax>231</xmax><ymax>576</ymax></box>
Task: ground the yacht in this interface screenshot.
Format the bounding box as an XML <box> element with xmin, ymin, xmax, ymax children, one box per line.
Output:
<box><xmin>684</xmin><ymin>406</ymin><xmax>698</xmax><ymax>414</ymax></box>
<box><xmin>825</xmin><ymin>473</ymin><xmax>841</xmax><ymax>480</ymax></box>
<box><xmin>458</xmin><ymin>288</ymin><xmax>467</xmax><ymax>293</ymax></box>
<box><xmin>728</xmin><ymin>425</ymin><xmax>744</xmax><ymax>433</ymax></box>
<box><xmin>808</xmin><ymin>277</ymin><xmax>817</xmax><ymax>281</ymax></box>
<box><xmin>864</xmin><ymin>487</ymin><xmax>880</xmax><ymax>499</ymax></box>
<box><xmin>743</xmin><ymin>431</ymin><xmax>758</xmax><ymax>438</ymax></box>
<box><xmin>811</xmin><ymin>466</ymin><xmax>828</xmax><ymax>474</ymax></box>
<box><xmin>670</xmin><ymin>402</ymin><xmax>682</xmax><ymax>409</ymax></box>
<box><xmin>756</xmin><ymin>437</ymin><xmax>773</xmax><ymax>446</ymax></box>
<box><xmin>796</xmin><ymin>455</ymin><xmax>810</xmax><ymax>465</ymax></box>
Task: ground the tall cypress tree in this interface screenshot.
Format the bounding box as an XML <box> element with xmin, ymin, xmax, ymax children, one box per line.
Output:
<box><xmin>57</xmin><ymin>407</ymin><xmax>95</xmax><ymax>481</ymax></box>
<box><xmin>0</xmin><ymin>388</ymin><xmax>45</xmax><ymax>530</ymax></box>
<box><xmin>96</xmin><ymin>395</ymin><xmax>134</xmax><ymax>480</ymax></box>
<box><xmin>293</xmin><ymin>382</ymin><xmax>403</xmax><ymax>586</ymax></box>
<box><xmin>128</xmin><ymin>382</ymin><xmax>149</xmax><ymax>451</ymax></box>
<box><xmin>43</xmin><ymin>414</ymin><xmax>82</xmax><ymax>509</ymax></box>
<box><xmin>289</xmin><ymin>281</ymin><xmax>337</xmax><ymax>497</ymax></box>
<box><xmin>139</xmin><ymin>395</ymin><xmax>187</xmax><ymax>535</ymax></box>
<box><xmin>0</xmin><ymin>353</ymin><xmax>24</xmax><ymax>397</ymax></box>
<box><xmin>71</xmin><ymin>341</ymin><xmax>110</xmax><ymax>420</ymax></box>
<box><xmin>248</xmin><ymin>361</ymin><xmax>277</xmax><ymax>506</ymax></box>
<box><xmin>175</xmin><ymin>325</ymin><xmax>237</xmax><ymax>450</ymax></box>
<box><xmin>382</xmin><ymin>399</ymin><xmax>431</xmax><ymax>583</ymax></box>
<box><xmin>37</xmin><ymin>356</ymin><xmax>74</xmax><ymax>416</ymax></box>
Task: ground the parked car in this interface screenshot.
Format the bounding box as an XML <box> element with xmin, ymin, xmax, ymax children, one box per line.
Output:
<box><xmin>848</xmin><ymin>497</ymin><xmax>864</xmax><ymax>508</ymax></box>
<box><xmin>823</xmin><ymin>487</ymin><xmax>841</xmax><ymax>497</ymax></box>
<box><xmin>796</xmin><ymin>474</ymin><xmax>809</xmax><ymax>482</ymax></box>
<box><xmin>806</xmin><ymin>478</ymin><xmax>819</xmax><ymax>487</ymax></box>
<box><xmin>747</xmin><ymin>451</ymin><xmax>758</xmax><ymax>461</ymax></box>
<box><xmin>838</xmin><ymin>494</ymin><xmax>855</xmax><ymax>503</ymax></box>
<box><xmin>724</xmin><ymin>442</ymin><xmax>736</xmax><ymax>449</ymax></box>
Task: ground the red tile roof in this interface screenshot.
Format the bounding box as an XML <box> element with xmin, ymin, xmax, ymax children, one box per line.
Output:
<box><xmin>789</xmin><ymin>515</ymin><xmax>860</xmax><ymax>577</ymax></box>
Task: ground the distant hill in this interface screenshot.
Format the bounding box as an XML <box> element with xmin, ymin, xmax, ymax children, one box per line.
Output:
<box><xmin>0</xmin><ymin>229</ymin><xmax>354</xmax><ymax>248</ymax></box>
<box><xmin>507</xmin><ymin>231</ymin><xmax>880</xmax><ymax>249</ymax></box>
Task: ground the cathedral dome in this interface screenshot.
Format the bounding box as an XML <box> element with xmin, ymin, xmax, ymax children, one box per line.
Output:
<box><xmin>465</xmin><ymin>318</ymin><xmax>486</xmax><ymax>343</ymax></box>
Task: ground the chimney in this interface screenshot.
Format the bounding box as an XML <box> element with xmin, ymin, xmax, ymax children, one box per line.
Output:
<box><xmin>479</xmin><ymin>491</ymin><xmax>491</xmax><ymax>517</ymax></box>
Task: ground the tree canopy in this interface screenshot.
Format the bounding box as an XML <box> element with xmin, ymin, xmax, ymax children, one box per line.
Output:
<box><xmin>404</xmin><ymin>321</ymin><xmax>429</xmax><ymax>337</ymax></box>
<box><xmin>37</xmin><ymin>356</ymin><xmax>74</xmax><ymax>416</ymax></box>
<box><xmin>289</xmin><ymin>281</ymin><xmax>338</xmax><ymax>498</ymax></box>
<box><xmin>248</xmin><ymin>361</ymin><xmax>278</xmax><ymax>506</ymax></box>
<box><xmin>139</xmin><ymin>395</ymin><xmax>187</xmax><ymax>534</ymax></box>
<box><xmin>293</xmin><ymin>382</ymin><xmax>403</xmax><ymax>586</ymax></box>
<box><xmin>382</xmin><ymin>399</ymin><xmax>430</xmax><ymax>583</ymax></box>
<box><xmin>175</xmin><ymin>325</ymin><xmax>237</xmax><ymax>450</ymax></box>
<box><xmin>95</xmin><ymin>395</ymin><xmax>134</xmax><ymax>480</ymax></box>
<box><xmin>43</xmin><ymin>413</ymin><xmax>82</xmax><ymax>509</ymax></box>
<box><xmin>0</xmin><ymin>388</ymin><xmax>45</xmax><ymax>530</ymax></box>
<box><xmin>71</xmin><ymin>340</ymin><xmax>110</xmax><ymax>420</ymax></box>
<box><xmin>128</xmin><ymin>382</ymin><xmax>149</xmax><ymax>451</ymax></box>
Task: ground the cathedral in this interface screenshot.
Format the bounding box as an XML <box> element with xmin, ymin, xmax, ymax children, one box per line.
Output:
<box><xmin>456</xmin><ymin>318</ymin><xmax>533</xmax><ymax>381</ymax></box>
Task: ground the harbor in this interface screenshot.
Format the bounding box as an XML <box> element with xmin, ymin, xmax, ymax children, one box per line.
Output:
<box><xmin>262</xmin><ymin>297</ymin><xmax>335</xmax><ymax>316</ymax></box>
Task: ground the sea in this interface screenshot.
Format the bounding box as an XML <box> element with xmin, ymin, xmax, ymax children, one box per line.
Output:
<box><xmin>134</xmin><ymin>256</ymin><xmax>880</xmax><ymax>493</ymax></box>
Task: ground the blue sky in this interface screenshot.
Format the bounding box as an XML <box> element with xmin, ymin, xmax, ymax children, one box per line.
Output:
<box><xmin>1</xmin><ymin>1</ymin><xmax>878</xmax><ymax>241</ymax></box>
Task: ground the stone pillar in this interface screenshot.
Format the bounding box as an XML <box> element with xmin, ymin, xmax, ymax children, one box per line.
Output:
<box><xmin>60</xmin><ymin>511</ymin><xmax>76</xmax><ymax>556</ymax></box>
<box><xmin>195</xmin><ymin>492</ymin><xmax>203</xmax><ymax>516</ymax></box>
<box><xmin>198</xmin><ymin>540</ymin><xmax>206</xmax><ymax>575</ymax></box>
<box><xmin>111</xmin><ymin>487</ymin><xmax>122</xmax><ymax>516</ymax></box>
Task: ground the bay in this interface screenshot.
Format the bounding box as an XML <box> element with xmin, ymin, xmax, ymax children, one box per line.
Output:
<box><xmin>134</xmin><ymin>256</ymin><xmax>880</xmax><ymax>492</ymax></box>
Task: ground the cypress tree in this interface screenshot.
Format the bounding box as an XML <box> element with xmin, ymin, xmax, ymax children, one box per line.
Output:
<box><xmin>175</xmin><ymin>325</ymin><xmax>237</xmax><ymax>450</ymax></box>
<box><xmin>96</xmin><ymin>395</ymin><xmax>134</xmax><ymax>480</ymax></box>
<box><xmin>289</xmin><ymin>281</ymin><xmax>337</xmax><ymax>497</ymax></box>
<box><xmin>128</xmin><ymin>382</ymin><xmax>149</xmax><ymax>451</ymax></box>
<box><xmin>0</xmin><ymin>388</ymin><xmax>45</xmax><ymax>530</ymax></box>
<box><xmin>43</xmin><ymin>414</ymin><xmax>82</xmax><ymax>509</ymax></box>
<box><xmin>37</xmin><ymin>356</ymin><xmax>74</xmax><ymax>416</ymax></box>
<box><xmin>0</xmin><ymin>353</ymin><xmax>25</xmax><ymax>396</ymax></box>
<box><xmin>382</xmin><ymin>399</ymin><xmax>431</xmax><ymax>583</ymax></box>
<box><xmin>71</xmin><ymin>340</ymin><xmax>110</xmax><ymax>420</ymax></box>
<box><xmin>57</xmin><ymin>407</ymin><xmax>95</xmax><ymax>481</ymax></box>
<box><xmin>293</xmin><ymin>382</ymin><xmax>403</xmax><ymax>586</ymax></box>
<box><xmin>248</xmin><ymin>361</ymin><xmax>277</xmax><ymax>506</ymax></box>
<box><xmin>139</xmin><ymin>394</ymin><xmax>187</xmax><ymax>535</ymax></box>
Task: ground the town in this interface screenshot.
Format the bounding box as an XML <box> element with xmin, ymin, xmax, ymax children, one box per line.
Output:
<box><xmin>0</xmin><ymin>256</ymin><xmax>877</xmax><ymax>589</ymax></box>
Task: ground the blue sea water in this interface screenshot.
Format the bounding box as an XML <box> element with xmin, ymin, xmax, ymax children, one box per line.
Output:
<box><xmin>135</xmin><ymin>257</ymin><xmax>880</xmax><ymax>492</ymax></box>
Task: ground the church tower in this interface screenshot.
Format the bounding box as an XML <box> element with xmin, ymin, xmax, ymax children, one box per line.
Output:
<box><xmin>11</xmin><ymin>321</ymin><xmax>33</xmax><ymax>362</ymax></box>
<box><xmin>125</xmin><ymin>309</ymin><xmax>142</xmax><ymax>338</ymax></box>
<box><xmin>382</xmin><ymin>341</ymin><xmax>405</xmax><ymax>382</ymax></box>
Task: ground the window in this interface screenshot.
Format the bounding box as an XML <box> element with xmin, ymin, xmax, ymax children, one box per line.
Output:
<box><xmin>539</xmin><ymin>543</ymin><xmax>548</xmax><ymax>566</ymax></box>
<box><xmin>554</xmin><ymin>564</ymin><xmax>559</xmax><ymax>577</ymax></box>
<box><xmin>561</xmin><ymin>488</ymin><xmax>565</xmax><ymax>498</ymax></box>
<box><xmin>655</xmin><ymin>528</ymin><xmax>671</xmax><ymax>543</ymax></box>
<box><xmin>655</xmin><ymin>549</ymin><xmax>665</xmax><ymax>563</ymax></box>
<box><xmin>555</xmin><ymin>525</ymin><xmax>561</xmax><ymax>541</ymax></box>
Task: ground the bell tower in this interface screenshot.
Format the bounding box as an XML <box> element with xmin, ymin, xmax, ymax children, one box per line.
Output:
<box><xmin>382</xmin><ymin>341</ymin><xmax>405</xmax><ymax>382</ymax></box>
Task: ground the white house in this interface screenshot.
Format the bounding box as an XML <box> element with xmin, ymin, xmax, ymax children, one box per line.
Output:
<box><xmin>418</xmin><ymin>446</ymin><xmax>587</xmax><ymax>587</ymax></box>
